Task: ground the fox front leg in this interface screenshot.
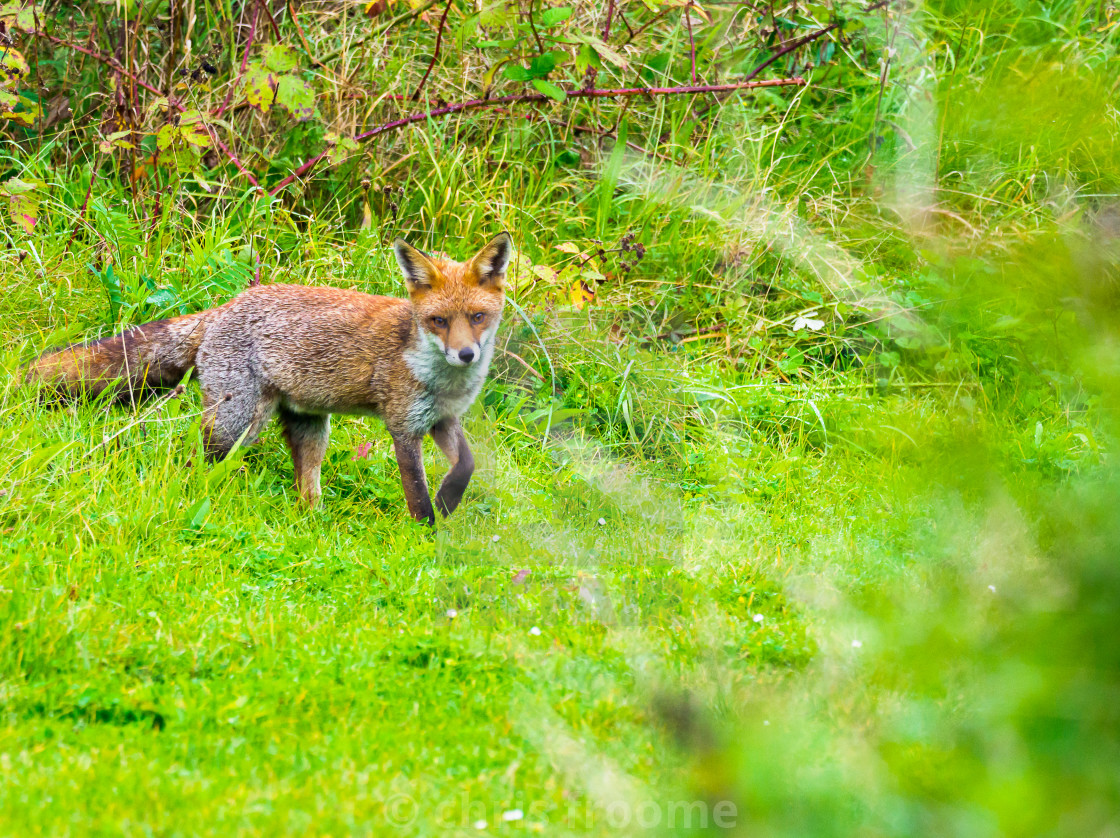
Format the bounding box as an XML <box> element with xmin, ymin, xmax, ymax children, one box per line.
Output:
<box><xmin>430</xmin><ymin>417</ymin><xmax>475</xmax><ymax>517</ymax></box>
<box><xmin>391</xmin><ymin>433</ymin><xmax>436</xmax><ymax>525</ymax></box>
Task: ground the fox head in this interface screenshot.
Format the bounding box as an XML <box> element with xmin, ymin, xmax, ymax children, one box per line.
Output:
<box><xmin>393</xmin><ymin>232</ymin><xmax>511</xmax><ymax>368</ymax></box>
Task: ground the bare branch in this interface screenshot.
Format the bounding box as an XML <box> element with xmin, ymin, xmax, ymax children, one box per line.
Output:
<box><xmin>215</xmin><ymin>0</ymin><xmax>260</xmax><ymax>118</ymax></box>
<box><xmin>412</xmin><ymin>0</ymin><xmax>455</xmax><ymax>101</ymax></box>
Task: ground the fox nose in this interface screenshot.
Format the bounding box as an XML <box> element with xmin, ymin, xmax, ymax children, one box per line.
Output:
<box><xmin>458</xmin><ymin>347</ymin><xmax>476</xmax><ymax>364</ymax></box>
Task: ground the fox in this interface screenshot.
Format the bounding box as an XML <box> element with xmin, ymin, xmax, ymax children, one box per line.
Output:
<box><xmin>23</xmin><ymin>232</ymin><xmax>513</xmax><ymax>525</ymax></box>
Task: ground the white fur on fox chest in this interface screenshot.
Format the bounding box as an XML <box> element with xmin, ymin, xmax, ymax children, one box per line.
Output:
<box><xmin>403</xmin><ymin>323</ymin><xmax>497</xmax><ymax>435</ymax></box>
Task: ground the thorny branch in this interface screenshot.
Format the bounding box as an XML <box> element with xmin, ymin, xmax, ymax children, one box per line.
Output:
<box><xmin>269</xmin><ymin>77</ymin><xmax>806</xmax><ymax>195</ymax></box>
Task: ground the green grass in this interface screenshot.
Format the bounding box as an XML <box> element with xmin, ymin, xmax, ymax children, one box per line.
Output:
<box><xmin>1</xmin><ymin>0</ymin><xmax>1120</xmax><ymax>834</ymax></box>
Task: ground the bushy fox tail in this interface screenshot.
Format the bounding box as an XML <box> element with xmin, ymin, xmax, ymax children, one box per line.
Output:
<box><xmin>24</xmin><ymin>311</ymin><xmax>211</xmax><ymax>402</ymax></box>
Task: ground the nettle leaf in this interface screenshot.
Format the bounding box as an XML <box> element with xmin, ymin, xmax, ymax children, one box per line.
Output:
<box><xmin>0</xmin><ymin>47</ymin><xmax>30</xmax><ymax>86</ymax></box>
<box><xmin>154</xmin><ymin>121</ymin><xmax>203</xmax><ymax>172</ymax></box>
<box><xmin>532</xmin><ymin>78</ymin><xmax>566</xmax><ymax>103</ymax></box>
<box><xmin>262</xmin><ymin>43</ymin><xmax>300</xmax><ymax>73</ymax></box>
<box><xmin>243</xmin><ymin>63</ymin><xmax>279</xmax><ymax>113</ymax></box>
<box><xmin>276</xmin><ymin>76</ymin><xmax>316</xmax><ymax>122</ymax></box>
<box><xmin>540</xmin><ymin>6</ymin><xmax>573</xmax><ymax>27</ymax></box>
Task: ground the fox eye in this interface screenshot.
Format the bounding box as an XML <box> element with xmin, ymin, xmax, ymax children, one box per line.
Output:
<box><xmin>471</xmin><ymin>312</ymin><xmax>485</xmax><ymax>324</ymax></box>
<box><xmin>430</xmin><ymin>316</ymin><xmax>448</xmax><ymax>328</ymax></box>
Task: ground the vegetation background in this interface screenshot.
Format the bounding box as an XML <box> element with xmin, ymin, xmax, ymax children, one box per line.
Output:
<box><xmin>0</xmin><ymin>0</ymin><xmax>1118</xmax><ymax>834</ymax></box>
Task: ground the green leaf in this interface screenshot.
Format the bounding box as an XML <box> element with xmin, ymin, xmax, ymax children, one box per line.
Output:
<box><xmin>778</xmin><ymin>349</ymin><xmax>804</xmax><ymax>374</ymax></box>
<box><xmin>90</xmin><ymin>264</ymin><xmax>122</xmax><ymax>323</ymax></box>
<box><xmin>182</xmin><ymin>496</ymin><xmax>211</xmax><ymax>531</ymax></box>
<box><xmin>178</xmin><ymin>110</ymin><xmax>212</xmax><ymax>148</ymax></box>
<box><xmin>573</xmin><ymin>34</ymin><xmax>628</xmax><ymax>69</ymax></box>
<box><xmin>574</xmin><ymin>42</ymin><xmax>602</xmax><ymax>76</ymax></box>
<box><xmin>0</xmin><ymin>176</ymin><xmax>43</xmax><ymax>233</ymax></box>
<box><xmin>155</xmin><ymin>124</ymin><xmax>178</xmax><ymax>151</ymax></box>
<box><xmin>325</xmin><ymin>131</ymin><xmax>361</xmax><ymax>166</ymax></box>
<box><xmin>261</xmin><ymin>44</ymin><xmax>300</xmax><ymax>73</ymax></box>
<box><xmin>243</xmin><ymin>63</ymin><xmax>278</xmax><ymax>113</ymax></box>
<box><xmin>478</xmin><ymin>1</ymin><xmax>510</xmax><ymax>27</ymax></box>
<box><xmin>554</xmin><ymin>149</ymin><xmax>581</xmax><ymax>167</ymax></box>
<box><xmin>503</xmin><ymin>64</ymin><xmax>533</xmax><ymax>82</ymax></box>
<box><xmin>529</xmin><ymin>50</ymin><xmax>563</xmax><ymax>78</ymax></box>
<box><xmin>146</xmin><ymin>288</ymin><xmax>180</xmax><ymax>308</ymax></box>
<box><xmin>0</xmin><ymin>3</ymin><xmax>35</xmax><ymax>33</ymax></box>
<box><xmin>540</xmin><ymin>6</ymin><xmax>573</xmax><ymax>26</ymax></box>
<box><xmin>276</xmin><ymin>75</ymin><xmax>316</xmax><ymax>122</ymax></box>
<box><xmin>531</xmin><ymin>78</ymin><xmax>567</xmax><ymax>103</ymax></box>
<box><xmin>8</xmin><ymin>189</ymin><xmax>37</xmax><ymax>232</ymax></box>
<box><xmin>158</xmin><ymin>145</ymin><xmax>202</xmax><ymax>173</ymax></box>
<box><xmin>0</xmin><ymin>176</ymin><xmax>39</xmax><ymax>196</ymax></box>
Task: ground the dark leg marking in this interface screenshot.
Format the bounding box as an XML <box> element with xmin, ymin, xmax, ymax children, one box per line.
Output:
<box><xmin>430</xmin><ymin>417</ymin><xmax>474</xmax><ymax>518</ymax></box>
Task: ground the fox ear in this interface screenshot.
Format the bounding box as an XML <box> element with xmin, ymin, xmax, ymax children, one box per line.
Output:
<box><xmin>470</xmin><ymin>231</ymin><xmax>513</xmax><ymax>288</ymax></box>
<box><xmin>393</xmin><ymin>239</ymin><xmax>440</xmax><ymax>293</ymax></box>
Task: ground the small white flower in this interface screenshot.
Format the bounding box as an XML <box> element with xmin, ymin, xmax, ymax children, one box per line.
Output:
<box><xmin>502</xmin><ymin>809</ymin><xmax>524</xmax><ymax>822</ymax></box>
<box><xmin>492</xmin><ymin>534</ymin><xmax>501</xmax><ymax>543</ymax></box>
<box><xmin>763</xmin><ymin>720</ymin><xmax>770</xmax><ymax>726</ymax></box>
<box><xmin>988</xmin><ymin>585</ymin><xmax>997</xmax><ymax>593</ymax></box>
<box><xmin>597</xmin><ymin>517</ymin><xmax>606</xmax><ymax>526</ymax></box>
<box><xmin>792</xmin><ymin>312</ymin><xmax>825</xmax><ymax>332</ymax></box>
<box><xmin>446</xmin><ymin>609</ymin><xmax>458</xmax><ymax>619</ymax></box>
<box><xmin>529</xmin><ymin>626</ymin><xmax>541</xmax><ymax>636</ymax></box>
<box><xmin>851</xmin><ymin>639</ymin><xmax>863</xmax><ymax>648</ymax></box>
<box><xmin>473</xmin><ymin>820</ymin><xmax>488</xmax><ymax>830</ymax></box>
<box><xmin>753</xmin><ymin>614</ymin><xmax>764</xmax><ymax>623</ymax></box>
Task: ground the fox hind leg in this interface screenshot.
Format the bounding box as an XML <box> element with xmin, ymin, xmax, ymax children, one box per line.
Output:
<box><xmin>200</xmin><ymin>383</ymin><xmax>278</xmax><ymax>461</ymax></box>
<box><xmin>280</xmin><ymin>408</ymin><xmax>330</xmax><ymax>506</ymax></box>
